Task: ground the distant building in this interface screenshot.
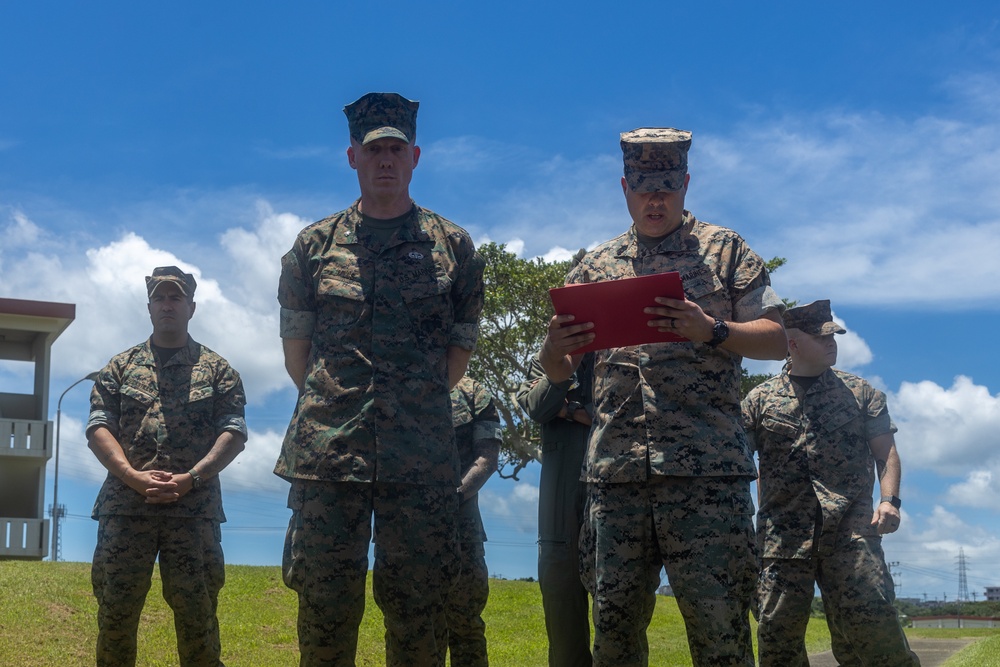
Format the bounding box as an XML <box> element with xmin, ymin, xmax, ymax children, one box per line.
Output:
<box><xmin>0</xmin><ymin>297</ymin><xmax>75</xmax><ymax>560</ymax></box>
<box><xmin>986</xmin><ymin>587</ymin><xmax>1000</xmax><ymax>602</ymax></box>
<box><xmin>910</xmin><ymin>616</ymin><xmax>1000</xmax><ymax>629</ymax></box>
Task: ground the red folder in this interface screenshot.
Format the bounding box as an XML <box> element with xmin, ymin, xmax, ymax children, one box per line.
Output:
<box><xmin>549</xmin><ymin>272</ymin><xmax>687</xmax><ymax>353</ymax></box>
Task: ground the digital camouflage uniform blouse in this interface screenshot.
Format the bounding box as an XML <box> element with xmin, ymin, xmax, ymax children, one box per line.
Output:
<box><xmin>87</xmin><ymin>337</ymin><xmax>248</xmax><ymax>521</ymax></box>
<box><xmin>742</xmin><ymin>367</ymin><xmax>897</xmax><ymax>559</ymax></box>
<box><xmin>566</xmin><ymin>212</ymin><xmax>783</xmax><ymax>484</ymax></box>
<box><xmin>451</xmin><ymin>376</ymin><xmax>502</xmax><ymax>542</ymax></box>
<box><xmin>276</xmin><ymin>200</ymin><xmax>485</xmax><ymax>487</ymax></box>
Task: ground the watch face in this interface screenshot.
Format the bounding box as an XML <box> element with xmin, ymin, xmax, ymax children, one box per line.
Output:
<box><xmin>709</xmin><ymin>319</ymin><xmax>729</xmax><ymax>346</ymax></box>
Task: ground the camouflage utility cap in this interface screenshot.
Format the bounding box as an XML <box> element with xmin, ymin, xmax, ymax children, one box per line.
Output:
<box><xmin>145</xmin><ymin>266</ymin><xmax>197</xmax><ymax>298</ymax></box>
<box><xmin>783</xmin><ymin>299</ymin><xmax>846</xmax><ymax>335</ymax></box>
<box><xmin>621</xmin><ymin>127</ymin><xmax>692</xmax><ymax>192</ymax></box>
<box><xmin>344</xmin><ymin>92</ymin><xmax>419</xmax><ymax>145</ymax></box>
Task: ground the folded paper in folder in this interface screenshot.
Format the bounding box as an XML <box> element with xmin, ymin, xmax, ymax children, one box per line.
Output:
<box><xmin>548</xmin><ymin>271</ymin><xmax>687</xmax><ymax>354</ymax></box>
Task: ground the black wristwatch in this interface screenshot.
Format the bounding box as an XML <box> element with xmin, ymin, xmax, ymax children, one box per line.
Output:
<box><xmin>880</xmin><ymin>495</ymin><xmax>901</xmax><ymax>509</ymax></box>
<box><xmin>188</xmin><ymin>469</ymin><xmax>203</xmax><ymax>489</ymax></box>
<box><xmin>564</xmin><ymin>401</ymin><xmax>583</xmax><ymax>422</ymax></box>
<box><xmin>707</xmin><ymin>318</ymin><xmax>730</xmax><ymax>348</ymax></box>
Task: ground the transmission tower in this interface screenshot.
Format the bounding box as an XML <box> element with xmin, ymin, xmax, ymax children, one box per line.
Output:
<box><xmin>957</xmin><ymin>547</ymin><xmax>970</xmax><ymax>602</ymax></box>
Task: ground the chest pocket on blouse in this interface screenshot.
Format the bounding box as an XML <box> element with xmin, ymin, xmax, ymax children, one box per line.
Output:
<box><xmin>397</xmin><ymin>272</ymin><xmax>453</xmax><ymax>348</ymax></box>
<box><xmin>317</xmin><ymin>274</ymin><xmax>366</xmax><ymax>328</ymax></box>
<box><xmin>680</xmin><ymin>264</ymin><xmax>730</xmax><ymax>320</ymax></box>
<box><xmin>119</xmin><ymin>382</ymin><xmax>158</xmax><ymax>452</ymax></box>
<box><xmin>120</xmin><ymin>383</ymin><xmax>155</xmax><ymax>410</ymax></box>
<box><xmin>762</xmin><ymin>414</ymin><xmax>800</xmax><ymax>442</ymax></box>
<box><xmin>188</xmin><ymin>384</ymin><xmax>215</xmax><ymax>404</ymax></box>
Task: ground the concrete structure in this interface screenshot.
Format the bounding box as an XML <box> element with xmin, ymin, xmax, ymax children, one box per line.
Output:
<box><xmin>985</xmin><ymin>586</ymin><xmax>1000</xmax><ymax>602</ymax></box>
<box><xmin>910</xmin><ymin>616</ymin><xmax>1000</xmax><ymax>629</ymax></box>
<box><xmin>0</xmin><ymin>297</ymin><xmax>75</xmax><ymax>560</ymax></box>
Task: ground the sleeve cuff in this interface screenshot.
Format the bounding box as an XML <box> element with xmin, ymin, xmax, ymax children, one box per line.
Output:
<box><xmin>280</xmin><ymin>308</ymin><xmax>316</xmax><ymax>339</ymax></box>
<box><xmin>734</xmin><ymin>285</ymin><xmax>786</xmax><ymax>323</ymax></box>
<box><xmin>474</xmin><ymin>420</ymin><xmax>503</xmax><ymax>442</ymax></box>
<box><xmin>449</xmin><ymin>322</ymin><xmax>479</xmax><ymax>351</ymax></box>
<box><xmin>218</xmin><ymin>416</ymin><xmax>249</xmax><ymax>438</ymax></box>
<box><xmin>86</xmin><ymin>412</ymin><xmax>119</xmax><ymax>439</ymax></box>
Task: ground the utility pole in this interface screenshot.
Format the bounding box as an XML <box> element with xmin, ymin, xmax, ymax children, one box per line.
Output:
<box><xmin>887</xmin><ymin>561</ymin><xmax>901</xmax><ymax>593</ymax></box>
<box><xmin>52</xmin><ymin>371</ymin><xmax>100</xmax><ymax>561</ymax></box>
<box><xmin>47</xmin><ymin>503</ymin><xmax>67</xmax><ymax>560</ymax></box>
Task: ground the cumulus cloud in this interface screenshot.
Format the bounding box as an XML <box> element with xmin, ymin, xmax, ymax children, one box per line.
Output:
<box><xmin>218</xmin><ymin>428</ymin><xmax>289</xmax><ymax>495</ymax></box>
<box><xmin>884</xmin><ymin>505</ymin><xmax>1000</xmax><ymax>598</ymax></box>
<box><xmin>891</xmin><ymin>375</ymin><xmax>1000</xmax><ymax>479</ymax></box>
<box><xmin>0</xmin><ymin>201</ymin><xmax>306</xmax><ymax>405</ymax></box>
<box><xmin>945</xmin><ymin>470</ymin><xmax>999</xmax><ymax>509</ymax></box>
<box><xmin>49</xmin><ymin>414</ymin><xmax>109</xmax><ymax>484</ymax></box>
<box><xmin>479</xmin><ymin>481</ymin><xmax>539</xmax><ymax>536</ymax></box>
<box><xmin>830</xmin><ymin>311</ymin><xmax>873</xmax><ymax>371</ymax></box>
<box><xmin>691</xmin><ymin>100</ymin><xmax>1000</xmax><ymax>308</ymax></box>
<box><xmin>891</xmin><ymin>376</ymin><xmax>1000</xmax><ymax>514</ymax></box>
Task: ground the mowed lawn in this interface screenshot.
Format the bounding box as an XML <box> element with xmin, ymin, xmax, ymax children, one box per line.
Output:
<box><xmin>2</xmin><ymin>560</ymin><xmax>992</xmax><ymax>666</ymax></box>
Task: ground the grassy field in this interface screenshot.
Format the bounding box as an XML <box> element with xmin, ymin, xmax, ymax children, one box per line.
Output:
<box><xmin>1</xmin><ymin>560</ymin><xmax>992</xmax><ymax>666</ymax></box>
<box><xmin>941</xmin><ymin>634</ymin><xmax>1000</xmax><ymax>667</ymax></box>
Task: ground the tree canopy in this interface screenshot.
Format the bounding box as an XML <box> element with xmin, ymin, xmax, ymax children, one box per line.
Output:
<box><xmin>467</xmin><ymin>242</ymin><xmax>574</xmax><ymax>478</ymax></box>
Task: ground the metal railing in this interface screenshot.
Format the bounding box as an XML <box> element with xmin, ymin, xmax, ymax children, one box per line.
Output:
<box><xmin>0</xmin><ymin>419</ymin><xmax>52</xmax><ymax>457</ymax></box>
<box><xmin>0</xmin><ymin>517</ymin><xmax>49</xmax><ymax>559</ymax></box>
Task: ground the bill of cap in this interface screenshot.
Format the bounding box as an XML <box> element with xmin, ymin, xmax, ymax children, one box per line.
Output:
<box><xmin>148</xmin><ymin>277</ymin><xmax>189</xmax><ymax>297</ymax></box>
<box><xmin>362</xmin><ymin>126</ymin><xmax>410</xmax><ymax>144</ymax></box>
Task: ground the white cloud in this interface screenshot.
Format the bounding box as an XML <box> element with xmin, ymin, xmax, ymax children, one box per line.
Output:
<box><xmin>0</xmin><ymin>201</ymin><xmax>309</xmax><ymax>406</ymax></box>
<box><xmin>218</xmin><ymin>428</ymin><xmax>289</xmax><ymax>495</ymax></box>
<box><xmin>504</xmin><ymin>238</ymin><xmax>525</xmax><ymax>257</ymax></box>
<box><xmin>830</xmin><ymin>311</ymin><xmax>873</xmax><ymax>371</ymax></box>
<box><xmin>49</xmin><ymin>413</ymin><xmax>109</xmax><ymax>484</ymax></box>
<box><xmin>2</xmin><ymin>209</ymin><xmax>44</xmax><ymax>247</ymax></box>
<box><xmin>885</xmin><ymin>505</ymin><xmax>1000</xmax><ymax>599</ymax></box>
<box><xmin>218</xmin><ymin>201</ymin><xmax>311</xmax><ymax>314</ymax></box>
<box><xmin>479</xmin><ymin>481</ymin><xmax>538</xmax><ymax>535</ymax></box>
<box><xmin>691</xmin><ymin>102</ymin><xmax>1000</xmax><ymax>309</ymax></box>
<box><xmin>945</xmin><ymin>470</ymin><xmax>1000</xmax><ymax>509</ymax></box>
<box><xmin>891</xmin><ymin>376</ymin><xmax>1000</xmax><ymax>492</ymax></box>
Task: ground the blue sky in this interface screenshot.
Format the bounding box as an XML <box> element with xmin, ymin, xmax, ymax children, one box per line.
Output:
<box><xmin>3</xmin><ymin>2</ymin><xmax>1000</xmax><ymax>602</ymax></box>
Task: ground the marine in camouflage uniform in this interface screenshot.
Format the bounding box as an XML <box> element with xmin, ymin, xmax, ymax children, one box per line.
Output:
<box><xmin>276</xmin><ymin>92</ymin><xmax>485</xmax><ymax>667</ymax></box>
<box><xmin>742</xmin><ymin>300</ymin><xmax>920</xmax><ymax>667</ymax></box>
<box><xmin>445</xmin><ymin>375</ymin><xmax>501</xmax><ymax>667</ymax></box>
<box><xmin>539</xmin><ymin>128</ymin><xmax>787</xmax><ymax>667</ymax></box>
<box><xmin>515</xmin><ymin>352</ymin><xmax>594</xmax><ymax>667</ymax></box>
<box><xmin>87</xmin><ymin>266</ymin><xmax>247</xmax><ymax>667</ymax></box>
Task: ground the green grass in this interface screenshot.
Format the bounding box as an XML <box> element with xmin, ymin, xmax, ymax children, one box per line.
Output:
<box><xmin>941</xmin><ymin>634</ymin><xmax>1000</xmax><ymax>667</ymax></box>
<box><xmin>0</xmin><ymin>560</ymin><xmax>892</xmax><ymax>666</ymax></box>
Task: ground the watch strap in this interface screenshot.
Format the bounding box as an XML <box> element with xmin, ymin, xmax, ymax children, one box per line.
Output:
<box><xmin>880</xmin><ymin>495</ymin><xmax>901</xmax><ymax>509</ymax></box>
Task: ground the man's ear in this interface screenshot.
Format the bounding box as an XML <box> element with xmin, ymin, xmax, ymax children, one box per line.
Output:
<box><xmin>347</xmin><ymin>145</ymin><xmax>357</xmax><ymax>169</ymax></box>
